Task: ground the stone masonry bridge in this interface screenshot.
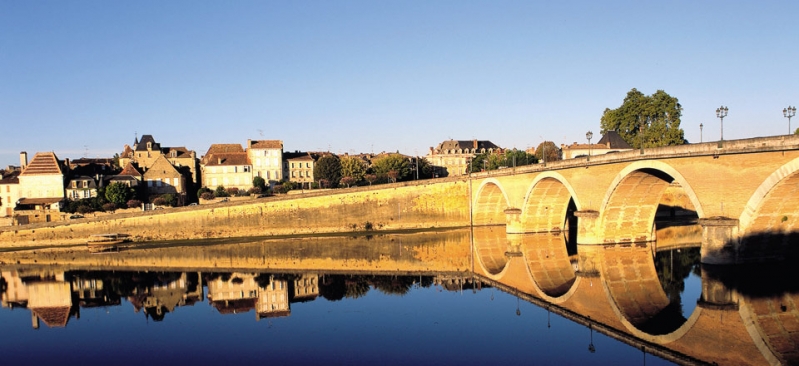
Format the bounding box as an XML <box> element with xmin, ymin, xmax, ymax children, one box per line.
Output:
<box><xmin>468</xmin><ymin>135</ymin><xmax>799</xmax><ymax>264</ymax></box>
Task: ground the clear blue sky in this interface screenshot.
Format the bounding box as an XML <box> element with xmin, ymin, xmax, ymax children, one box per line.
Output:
<box><xmin>2</xmin><ymin>1</ymin><xmax>797</xmax><ymax>167</ymax></box>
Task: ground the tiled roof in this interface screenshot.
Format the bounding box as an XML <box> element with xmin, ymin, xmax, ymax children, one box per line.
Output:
<box><xmin>32</xmin><ymin>306</ymin><xmax>72</xmax><ymax>328</ymax></box>
<box><xmin>20</xmin><ymin>152</ymin><xmax>63</xmax><ymax>176</ymax></box>
<box><xmin>258</xmin><ymin>310</ymin><xmax>291</xmax><ymax>319</ymax></box>
<box><xmin>142</xmin><ymin>156</ymin><xmax>181</xmax><ymax>179</ymax></box>
<box><xmin>598</xmin><ymin>131</ymin><xmax>632</xmax><ymax>149</ymax></box>
<box><xmin>205</xmin><ymin>144</ymin><xmax>244</xmax><ymax>157</ymax></box>
<box><xmin>203</xmin><ymin>152</ymin><xmax>250</xmax><ymax>166</ymax></box>
<box><xmin>118</xmin><ymin>162</ymin><xmax>142</xmax><ymax>177</ymax></box>
<box><xmin>249</xmin><ymin>140</ymin><xmax>283</xmax><ymax>149</ymax></box>
<box><xmin>18</xmin><ymin>197</ymin><xmax>64</xmax><ymax>205</ymax></box>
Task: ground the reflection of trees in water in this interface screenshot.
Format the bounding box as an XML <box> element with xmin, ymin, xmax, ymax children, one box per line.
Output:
<box><xmin>0</xmin><ymin>275</ymin><xmax>6</xmax><ymax>295</ymax></box>
<box><xmin>319</xmin><ymin>275</ymin><xmax>435</xmax><ymax>301</ymax></box>
<box><xmin>635</xmin><ymin>247</ymin><xmax>700</xmax><ymax>335</ymax></box>
<box><xmin>654</xmin><ymin>247</ymin><xmax>700</xmax><ymax>312</ymax></box>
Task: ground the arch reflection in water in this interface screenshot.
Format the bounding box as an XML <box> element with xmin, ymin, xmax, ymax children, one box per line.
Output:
<box><xmin>0</xmin><ymin>228</ymin><xmax>796</xmax><ymax>365</ymax></box>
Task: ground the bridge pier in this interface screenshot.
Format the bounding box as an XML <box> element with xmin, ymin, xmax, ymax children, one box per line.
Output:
<box><xmin>574</xmin><ymin>210</ymin><xmax>601</xmax><ymax>245</ymax></box>
<box><xmin>699</xmin><ymin>218</ymin><xmax>740</xmax><ymax>265</ymax></box>
<box><xmin>504</xmin><ymin>208</ymin><xmax>524</xmax><ymax>234</ymax></box>
<box><xmin>698</xmin><ymin>265</ymin><xmax>739</xmax><ymax>310</ymax></box>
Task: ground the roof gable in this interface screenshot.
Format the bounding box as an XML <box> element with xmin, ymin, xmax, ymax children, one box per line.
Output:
<box><xmin>118</xmin><ymin>162</ymin><xmax>142</xmax><ymax>177</ymax></box>
<box><xmin>135</xmin><ymin>135</ymin><xmax>160</xmax><ymax>151</ymax></box>
<box><xmin>20</xmin><ymin>152</ymin><xmax>63</xmax><ymax>176</ymax></box>
<box><xmin>598</xmin><ymin>131</ymin><xmax>633</xmax><ymax>149</ymax></box>
<box><xmin>203</xmin><ymin>152</ymin><xmax>250</xmax><ymax>166</ymax></box>
<box><xmin>143</xmin><ymin>156</ymin><xmax>180</xmax><ymax>179</ymax></box>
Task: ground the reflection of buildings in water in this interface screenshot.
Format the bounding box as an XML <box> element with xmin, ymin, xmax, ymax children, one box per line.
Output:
<box><xmin>291</xmin><ymin>274</ymin><xmax>319</xmax><ymax>303</ymax></box>
<box><xmin>72</xmin><ymin>275</ymin><xmax>120</xmax><ymax>308</ymax></box>
<box><xmin>434</xmin><ymin>275</ymin><xmax>483</xmax><ymax>292</ymax></box>
<box><xmin>0</xmin><ymin>270</ymin><xmax>78</xmax><ymax>329</ymax></box>
<box><xmin>127</xmin><ymin>272</ymin><xmax>203</xmax><ymax>321</ymax></box>
<box><xmin>206</xmin><ymin>273</ymin><xmax>293</xmax><ymax>320</ymax></box>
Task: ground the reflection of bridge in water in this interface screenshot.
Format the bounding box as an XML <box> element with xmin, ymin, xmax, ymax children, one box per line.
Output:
<box><xmin>1</xmin><ymin>228</ymin><xmax>796</xmax><ymax>365</ymax></box>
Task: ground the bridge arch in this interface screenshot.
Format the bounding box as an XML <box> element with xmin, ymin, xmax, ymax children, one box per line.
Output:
<box><xmin>473</xmin><ymin>226</ymin><xmax>512</xmax><ymax>278</ymax></box>
<box><xmin>739</xmin><ymin>156</ymin><xmax>799</xmax><ymax>236</ymax></box>
<box><xmin>519</xmin><ymin>172</ymin><xmax>580</xmax><ymax>233</ymax></box>
<box><xmin>473</xmin><ymin>179</ymin><xmax>510</xmax><ymax>226</ymax></box>
<box><xmin>599</xmin><ymin>161</ymin><xmax>704</xmax><ymax>244</ymax></box>
<box><xmin>599</xmin><ymin>243</ymin><xmax>703</xmax><ymax>343</ymax></box>
<box><xmin>520</xmin><ymin>233</ymin><xmax>579</xmax><ymax>303</ymax></box>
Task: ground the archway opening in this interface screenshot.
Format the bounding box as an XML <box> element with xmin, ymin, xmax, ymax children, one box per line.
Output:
<box><xmin>473</xmin><ymin>182</ymin><xmax>508</xmax><ymax>227</ymax></box>
<box><xmin>521</xmin><ymin>177</ymin><xmax>574</xmax><ymax>234</ymax></box>
<box><xmin>522</xmin><ymin>233</ymin><xmax>576</xmax><ymax>298</ymax></box>
<box><xmin>602</xmin><ymin>168</ymin><xmax>698</xmax><ymax>244</ymax></box>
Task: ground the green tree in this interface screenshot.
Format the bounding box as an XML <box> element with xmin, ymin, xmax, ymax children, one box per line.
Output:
<box><xmin>415</xmin><ymin>157</ymin><xmax>434</xmax><ymax>179</ymax></box>
<box><xmin>253</xmin><ymin>176</ymin><xmax>266</xmax><ymax>190</ymax></box>
<box><xmin>314</xmin><ymin>155</ymin><xmax>341</xmax><ymax>187</ymax></box>
<box><xmin>105</xmin><ymin>182</ymin><xmax>133</xmax><ymax>206</ymax></box>
<box><xmin>600</xmin><ymin>88</ymin><xmax>685</xmax><ymax>149</ymax></box>
<box><xmin>105</xmin><ymin>183</ymin><xmax>135</xmax><ymax>207</ymax></box>
<box><xmin>504</xmin><ymin>148</ymin><xmax>537</xmax><ymax>167</ymax></box>
<box><xmin>371</xmin><ymin>154</ymin><xmax>410</xmax><ymax>181</ymax></box>
<box><xmin>214</xmin><ymin>186</ymin><xmax>230</xmax><ymax>197</ymax></box>
<box><xmin>794</xmin><ymin>127</ymin><xmax>799</xmax><ymax>135</ymax></box>
<box><xmin>340</xmin><ymin>156</ymin><xmax>367</xmax><ymax>182</ymax></box>
<box><xmin>535</xmin><ymin>141</ymin><xmax>561</xmax><ymax>163</ymax></box>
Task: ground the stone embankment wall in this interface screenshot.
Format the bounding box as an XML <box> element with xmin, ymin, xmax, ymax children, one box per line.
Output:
<box><xmin>0</xmin><ymin>179</ymin><xmax>472</xmax><ymax>248</ymax></box>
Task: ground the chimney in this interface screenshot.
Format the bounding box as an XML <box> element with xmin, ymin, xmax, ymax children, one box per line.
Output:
<box><xmin>473</xmin><ymin>140</ymin><xmax>478</xmax><ymax>149</ymax></box>
<box><xmin>218</xmin><ymin>157</ymin><xmax>222</xmax><ymax>164</ymax></box>
<box><xmin>20</xmin><ymin>151</ymin><xmax>28</xmax><ymax>169</ymax></box>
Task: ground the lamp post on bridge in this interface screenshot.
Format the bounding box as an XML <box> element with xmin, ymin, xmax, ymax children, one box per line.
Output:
<box><xmin>700</xmin><ymin>123</ymin><xmax>703</xmax><ymax>143</ymax></box>
<box><xmin>716</xmin><ymin>106</ymin><xmax>728</xmax><ymax>147</ymax></box>
<box><xmin>585</xmin><ymin>131</ymin><xmax>593</xmax><ymax>161</ymax></box>
<box><xmin>785</xmin><ymin>106</ymin><xmax>797</xmax><ymax>135</ymax></box>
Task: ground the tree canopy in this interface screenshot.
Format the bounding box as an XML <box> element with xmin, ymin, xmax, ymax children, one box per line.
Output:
<box><xmin>314</xmin><ymin>155</ymin><xmax>342</xmax><ymax>186</ymax></box>
<box><xmin>535</xmin><ymin>141</ymin><xmax>561</xmax><ymax>163</ymax></box>
<box><xmin>371</xmin><ymin>154</ymin><xmax>411</xmax><ymax>182</ymax></box>
<box><xmin>600</xmin><ymin>88</ymin><xmax>685</xmax><ymax>149</ymax></box>
<box><xmin>105</xmin><ymin>182</ymin><xmax>133</xmax><ymax>205</ymax></box>
<box><xmin>340</xmin><ymin>156</ymin><xmax>367</xmax><ymax>182</ymax></box>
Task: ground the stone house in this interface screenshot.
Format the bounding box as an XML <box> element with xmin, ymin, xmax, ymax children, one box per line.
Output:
<box><xmin>247</xmin><ymin>139</ymin><xmax>283</xmax><ymax>186</ymax></box>
<box><xmin>283</xmin><ymin>151</ymin><xmax>319</xmax><ymax>189</ymax></box>
<box><xmin>65</xmin><ymin>176</ymin><xmax>98</xmax><ymax>200</ymax></box>
<box><xmin>0</xmin><ymin>170</ymin><xmax>20</xmax><ymax>219</ymax></box>
<box><xmin>15</xmin><ymin>152</ymin><xmax>67</xmax><ymax>225</ymax></box>
<box><xmin>119</xmin><ymin>134</ymin><xmax>198</xmax><ymax>185</ymax></box>
<box><xmin>200</xmin><ymin>144</ymin><xmax>253</xmax><ymax>191</ymax></box>
<box><xmin>426</xmin><ymin>139</ymin><xmax>502</xmax><ymax>177</ymax></box>
<box><xmin>142</xmin><ymin>155</ymin><xmax>186</xmax><ymax>203</ymax></box>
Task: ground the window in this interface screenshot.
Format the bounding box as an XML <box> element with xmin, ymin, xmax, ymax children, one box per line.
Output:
<box><xmin>291</xmin><ymin>162</ymin><xmax>295</xmax><ymax>168</ymax></box>
<box><xmin>306</xmin><ymin>162</ymin><xmax>310</xmax><ymax>168</ymax></box>
<box><xmin>83</xmin><ymin>190</ymin><xmax>91</xmax><ymax>198</ymax></box>
<box><xmin>244</xmin><ymin>166</ymin><xmax>250</xmax><ymax>172</ymax></box>
<box><xmin>157</xmin><ymin>180</ymin><xmax>162</xmax><ymax>187</ymax></box>
<box><xmin>147</xmin><ymin>179</ymin><xmax>153</xmax><ymax>187</ymax></box>
<box><xmin>173</xmin><ymin>178</ymin><xmax>179</xmax><ymax>187</ymax></box>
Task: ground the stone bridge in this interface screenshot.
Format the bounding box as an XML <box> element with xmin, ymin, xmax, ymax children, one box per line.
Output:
<box><xmin>467</xmin><ymin>135</ymin><xmax>799</xmax><ymax>264</ymax></box>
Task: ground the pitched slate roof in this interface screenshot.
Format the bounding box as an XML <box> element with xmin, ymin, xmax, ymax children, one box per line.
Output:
<box><xmin>435</xmin><ymin>140</ymin><xmax>500</xmax><ymax>151</ymax></box>
<box><xmin>163</xmin><ymin>146</ymin><xmax>192</xmax><ymax>158</ymax></box>
<box><xmin>0</xmin><ymin>170</ymin><xmax>20</xmax><ymax>184</ymax></box>
<box><xmin>248</xmin><ymin>140</ymin><xmax>283</xmax><ymax>149</ymax></box>
<box><xmin>20</xmin><ymin>152</ymin><xmax>62</xmax><ymax>176</ymax></box>
<box><xmin>598</xmin><ymin>131</ymin><xmax>633</xmax><ymax>149</ymax></box>
<box><xmin>135</xmin><ymin>135</ymin><xmax>161</xmax><ymax>151</ymax></box>
<box><xmin>202</xmin><ymin>144</ymin><xmax>247</xmax><ymax>165</ymax></box>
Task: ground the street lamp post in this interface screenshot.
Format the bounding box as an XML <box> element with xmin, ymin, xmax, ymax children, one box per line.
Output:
<box><xmin>586</xmin><ymin>131</ymin><xmax>593</xmax><ymax>161</ymax></box>
<box><xmin>785</xmin><ymin>106</ymin><xmax>797</xmax><ymax>135</ymax></box>
<box><xmin>716</xmin><ymin>106</ymin><xmax>728</xmax><ymax>146</ymax></box>
<box><xmin>700</xmin><ymin>123</ymin><xmax>704</xmax><ymax>143</ymax></box>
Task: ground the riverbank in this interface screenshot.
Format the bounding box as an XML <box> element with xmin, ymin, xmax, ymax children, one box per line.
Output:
<box><xmin>0</xmin><ymin>178</ymin><xmax>472</xmax><ymax>249</ymax></box>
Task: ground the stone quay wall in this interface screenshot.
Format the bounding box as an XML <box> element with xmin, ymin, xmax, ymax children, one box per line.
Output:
<box><xmin>0</xmin><ymin>179</ymin><xmax>472</xmax><ymax>248</ymax></box>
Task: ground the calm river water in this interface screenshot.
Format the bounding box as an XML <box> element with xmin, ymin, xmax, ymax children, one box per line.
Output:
<box><xmin>0</xmin><ymin>225</ymin><xmax>795</xmax><ymax>365</ymax></box>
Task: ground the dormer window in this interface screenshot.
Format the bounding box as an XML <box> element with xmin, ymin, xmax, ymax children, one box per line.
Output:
<box><xmin>147</xmin><ymin>142</ymin><xmax>152</xmax><ymax>150</ymax></box>
<box><xmin>171</xmin><ymin>151</ymin><xmax>177</xmax><ymax>158</ymax></box>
